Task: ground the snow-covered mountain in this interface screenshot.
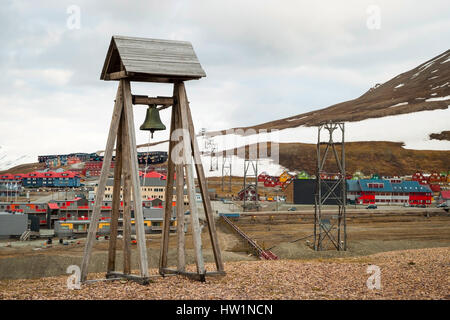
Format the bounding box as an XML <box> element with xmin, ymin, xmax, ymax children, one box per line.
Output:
<box><xmin>0</xmin><ymin>145</ymin><xmax>35</xmax><ymax>172</ymax></box>
<box><xmin>214</xmin><ymin>49</ymin><xmax>450</xmax><ymax>133</ymax></box>
<box><xmin>199</xmin><ymin>49</ymin><xmax>450</xmax><ymax>176</ymax></box>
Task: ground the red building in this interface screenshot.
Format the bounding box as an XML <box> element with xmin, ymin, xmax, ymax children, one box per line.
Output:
<box><xmin>263</xmin><ymin>176</ymin><xmax>280</xmax><ymax>187</ymax></box>
<box><xmin>412</xmin><ymin>171</ymin><xmax>447</xmax><ymax>185</ymax></box>
<box><xmin>347</xmin><ymin>179</ymin><xmax>432</xmax><ymax>206</ymax></box>
<box><xmin>238</xmin><ymin>185</ymin><xmax>258</xmax><ymax>201</ymax></box>
<box><xmin>139</xmin><ymin>171</ymin><xmax>166</xmax><ymax>180</ymax></box>
<box><xmin>83</xmin><ymin>161</ymin><xmax>115</xmax><ymax>177</ymax></box>
<box><xmin>258</xmin><ymin>172</ymin><xmax>270</xmax><ymax>182</ymax></box>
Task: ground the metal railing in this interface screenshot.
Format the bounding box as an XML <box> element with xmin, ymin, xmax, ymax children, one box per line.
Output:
<box><xmin>220</xmin><ymin>214</ymin><xmax>278</xmax><ymax>260</ymax></box>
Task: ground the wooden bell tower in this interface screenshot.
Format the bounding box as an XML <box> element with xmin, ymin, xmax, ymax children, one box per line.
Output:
<box><xmin>80</xmin><ymin>36</ymin><xmax>224</xmax><ymax>284</ymax></box>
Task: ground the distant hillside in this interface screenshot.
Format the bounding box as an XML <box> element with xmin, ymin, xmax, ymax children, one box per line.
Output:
<box><xmin>224</xmin><ymin>141</ymin><xmax>450</xmax><ymax>176</ymax></box>
<box><xmin>211</xmin><ymin>49</ymin><xmax>449</xmax><ymax>134</ymax></box>
<box><xmin>0</xmin><ymin>162</ymin><xmax>45</xmax><ymax>175</ymax></box>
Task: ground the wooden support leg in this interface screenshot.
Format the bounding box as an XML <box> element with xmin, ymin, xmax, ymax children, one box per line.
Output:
<box><xmin>81</xmin><ymin>81</ymin><xmax>123</xmax><ymax>282</ymax></box>
<box><xmin>184</xmin><ymin>92</ymin><xmax>224</xmax><ymax>272</ymax></box>
<box><xmin>121</xmin><ymin>112</ymin><xmax>132</xmax><ymax>275</ymax></box>
<box><xmin>122</xmin><ymin>80</ymin><xmax>149</xmax><ymax>278</ymax></box>
<box><xmin>176</xmin><ymin>82</ymin><xmax>205</xmax><ymax>277</ymax></box>
<box><xmin>81</xmin><ymin>81</ymin><xmax>124</xmax><ymax>282</ymax></box>
<box><xmin>107</xmin><ymin>109</ymin><xmax>124</xmax><ymax>273</ymax></box>
<box><xmin>176</xmin><ymin>163</ymin><xmax>186</xmax><ymax>272</ymax></box>
<box><xmin>159</xmin><ymin>86</ymin><xmax>178</xmax><ymax>274</ymax></box>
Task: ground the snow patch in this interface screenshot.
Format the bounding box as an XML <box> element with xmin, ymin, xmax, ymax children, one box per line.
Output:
<box><xmin>202</xmin><ymin>154</ymin><xmax>288</xmax><ymax>178</ymax></box>
<box><xmin>286</xmin><ymin>116</ymin><xmax>307</xmax><ymax>122</ymax></box>
<box><xmin>389</xmin><ymin>102</ymin><xmax>408</xmax><ymax>108</ymax></box>
<box><xmin>431</xmin><ymin>82</ymin><xmax>449</xmax><ymax>90</ymax></box>
<box><xmin>425</xmin><ymin>95</ymin><xmax>450</xmax><ymax>102</ymax></box>
<box><xmin>411</xmin><ymin>52</ymin><xmax>448</xmax><ymax>79</ymax></box>
<box><xmin>394</xmin><ymin>83</ymin><xmax>404</xmax><ymax>89</ymax></box>
<box><xmin>0</xmin><ymin>146</ymin><xmax>35</xmax><ymax>171</ymax></box>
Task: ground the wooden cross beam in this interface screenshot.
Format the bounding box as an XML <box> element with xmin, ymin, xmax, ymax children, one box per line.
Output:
<box><xmin>132</xmin><ymin>95</ymin><xmax>174</xmax><ymax>106</ymax></box>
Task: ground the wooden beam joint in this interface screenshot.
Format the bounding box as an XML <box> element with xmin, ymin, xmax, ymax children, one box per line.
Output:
<box><xmin>105</xmin><ymin>71</ymin><xmax>128</xmax><ymax>80</ymax></box>
<box><xmin>106</xmin><ymin>272</ymin><xmax>150</xmax><ymax>285</ymax></box>
<box><xmin>160</xmin><ymin>268</ymin><xmax>226</xmax><ymax>282</ymax></box>
<box><xmin>132</xmin><ymin>95</ymin><xmax>174</xmax><ymax>106</ymax></box>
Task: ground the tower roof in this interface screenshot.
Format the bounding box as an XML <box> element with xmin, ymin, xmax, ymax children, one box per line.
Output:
<box><xmin>100</xmin><ymin>35</ymin><xmax>206</xmax><ymax>83</ymax></box>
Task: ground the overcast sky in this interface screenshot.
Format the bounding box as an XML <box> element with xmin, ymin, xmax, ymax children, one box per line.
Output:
<box><xmin>0</xmin><ymin>0</ymin><xmax>449</xmax><ymax>163</ymax></box>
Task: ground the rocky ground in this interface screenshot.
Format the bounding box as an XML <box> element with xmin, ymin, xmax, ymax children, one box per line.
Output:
<box><xmin>0</xmin><ymin>247</ymin><xmax>448</xmax><ymax>300</ymax></box>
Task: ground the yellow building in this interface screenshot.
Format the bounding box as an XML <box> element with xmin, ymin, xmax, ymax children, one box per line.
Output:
<box><xmin>279</xmin><ymin>171</ymin><xmax>292</xmax><ymax>183</ymax></box>
<box><xmin>94</xmin><ymin>177</ymin><xmax>189</xmax><ymax>205</ymax></box>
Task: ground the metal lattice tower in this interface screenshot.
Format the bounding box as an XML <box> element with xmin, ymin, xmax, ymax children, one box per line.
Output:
<box><xmin>201</xmin><ymin>129</ymin><xmax>219</xmax><ymax>172</ymax></box>
<box><xmin>314</xmin><ymin>121</ymin><xmax>347</xmax><ymax>251</ymax></box>
<box><xmin>222</xmin><ymin>155</ymin><xmax>232</xmax><ymax>192</ymax></box>
<box><xmin>243</xmin><ymin>159</ymin><xmax>259</xmax><ymax>212</ymax></box>
<box><xmin>209</xmin><ymin>141</ymin><xmax>219</xmax><ymax>172</ymax></box>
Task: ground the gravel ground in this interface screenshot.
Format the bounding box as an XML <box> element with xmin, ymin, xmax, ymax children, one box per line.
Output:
<box><xmin>0</xmin><ymin>247</ymin><xmax>448</xmax><ymax>300</ymax></box>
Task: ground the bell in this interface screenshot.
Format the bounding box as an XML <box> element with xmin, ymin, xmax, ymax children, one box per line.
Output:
<box><xmin>140</xmin><ymin>104</ymin><xmax>166</xmax><ymax>138</ymax></box>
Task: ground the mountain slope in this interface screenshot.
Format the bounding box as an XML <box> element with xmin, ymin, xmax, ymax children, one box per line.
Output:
<box><xmin>220</xmin><ymin>141</ymin><xmax>449</xmax><ymax>176</ymax></box>
<box><xmin>200</xmin><ymin>50</ymin><xmax>450</xmax><ymax>176</ymax></box>
<box><xmin>277</xmin><ymin>141</ymin><xmax>450</xmax><ymax>176</ymax></box>
<box><xmin>217</xmin><ymin>49</ymin><xmax>450</xmax><ymax>132</ymax></box>
<box><xmin>0</xmin><ymin>145</ymin><xmax>36</xmax><ymax>172</ymax></box>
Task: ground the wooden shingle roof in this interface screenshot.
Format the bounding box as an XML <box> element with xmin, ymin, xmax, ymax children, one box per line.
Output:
<box><xmin>101</xmin><ymin>35</ymin><xmax>206</xmax><ymax>83</ymax></box>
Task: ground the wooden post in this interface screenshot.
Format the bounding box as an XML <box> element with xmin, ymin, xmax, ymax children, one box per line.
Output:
<box><xmin>107</xmin><ymin>109</ymin><xmax>123</xmax><ymax>273</ymax></box>
<box><xmin>81</xmin><ymin>81</ymin><xmax>123</xmax><ymax>282</ymax></box>
<box><xmin>122</xmin><ymin>80</ymin><xmax>149</xmax><ymax>277</ymax></box>
<box><xmin>159</xmin><ymin>86</ymin><xmax>178</xmax><ymax>274</ymax></box>
<box><xmin>184</xmin><ymin>92</ymin><xmax>224</xmax><ymax>272</ymax></box>
<box><xmin>176</xmin><ymin>163</ymin><xmax>186</xmax><ymax>272</ymax></box>
<box><xmin>176</xmin><ymin>82</ymin><xmax>206</xmax><ymax>277</ymax></box>
<box><xmin>121</xmin><ymin>111</ymin><xmax>132</xmax><ymax>275</ymax></box>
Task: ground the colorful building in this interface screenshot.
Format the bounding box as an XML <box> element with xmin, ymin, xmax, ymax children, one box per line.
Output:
<box><xmin>21</xmin><ymin>171</ymin><xmax>81</xmax><ymax>188</ymax></box>
<box><xmin>437</xmin><ymin>191</ymin><xmax>450</xmax><ymax>207</ymax></box>
<box><xmin>412</xmin><ymin>171</ymin><xmax>447</xmax><ymax>185</ymax></box>
<box><xmin>94</xmin><ymin>173</ymin><xmax>189</xmax><ymax>204</ymax></box>
<box><xmin>0</xmin><ymin>198</ymin><xmax>165</xmax><ymax>227</ymax></box>
<box><xmin>238</xmin><ymin>185</ymin><xmax>258</xmax><ymax>201</ymax></box>
<box><xmin>83</xmin><ymin>161</ymin><xmax>115</xmax><ymax>177</ymax></box>
<box><xmin>1</xmin><ymin>171</ymin><xmax>80</xmax><ymax>189</ymax></box>
<box><xmin>347</xmin><ymin>179</ymin><xmax>432</xmax><ymax>206</ymax></box>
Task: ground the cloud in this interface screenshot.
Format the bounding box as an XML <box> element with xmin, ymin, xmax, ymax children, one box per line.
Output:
<box><xmin>9</xmin><ymin>68</ymin><xmax>73</xmax><ymax>86</ymax></box>
<box><xmin>0</xmin><ymin>0</ymin><xmax>449</xmax><ymax>168</ymax></box>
